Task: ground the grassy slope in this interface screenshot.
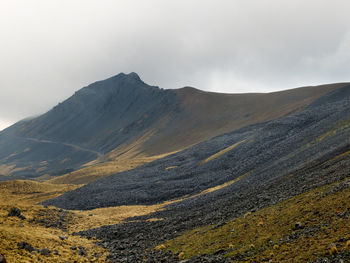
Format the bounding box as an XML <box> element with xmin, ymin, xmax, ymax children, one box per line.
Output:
<box><xmin>164</xmin><ymin>178</ymin><xmax>350</xmax><ymax>262</ymax></box>
<box><xmin>2</xmin><ymin>83</ymin><xmax>346</xmax><ymax>185</ymax></box>
<box><xmin>0</xmin><ymin>180</ymin><xmax>174</xmax><ymax>262</ymax></box>
<box><xmin>48</xmin><ymin>155</ymin><xmax>162</xmax><ymax>185</ymax></box>
<box><xmin>1</xmin><ymin>144</ymin><xmax>349</xmax><ymax>262</ymax></box>
<box><xmin>143</xmin><ymin>83</ymin><xmax>348</xmax><ymax>155</ymax></box>
<box><xmin>1</xmin><ymin>83</ymin><xmax>350</xmax><ymax>261</ymax></box>
<box><xmin>48</xmin><ymin>128</ymin><xmax>179</xmax><ymax>185</ymax></box>
<box><xmin>48</xmin><ymin>83</ymin><xmax>347</xmax><ymax>186</ymax></box>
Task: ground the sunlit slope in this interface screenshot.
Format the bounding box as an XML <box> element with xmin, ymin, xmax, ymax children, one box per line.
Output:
<box><xmin>141</xmin><ymin>82</ymin><xmax>348</xmax><ymax>155</ymax></box>
<box><xmin>164</xmin><ymin>178</ymin><xmax>350</xmax><ymax>262</ymax></box>
<box><xmin>0</xmin><ymin>179</ymin><xmax>178</xmax><ymax>262</ymax></box>
<box><xmin>0</xmin><ymin>180</ymin><xmax>108</xmax><ymax>262</ymax></box>
<box><xmin>74</xmin><ymin>103</ymin><xmax>350</xmax><ymax>262</ymax></box>
<box><xmin>72</xmin><ymin>145</ymin><xmax>350</xmax><ymax>262</ymax></box>
<box><xmin>44</xmin><ymin>85</ymin><xmax>350</xmax><ymax>210</ymax></box>
<box><xmin>48</xmin><ymin>151</ymin><xmax>176</xmax><ymax>185</ymax></box>
<box><xmin>0</xmin><ymin>72</ymin><xmax>346</xmax><ymax>180</ymax></box>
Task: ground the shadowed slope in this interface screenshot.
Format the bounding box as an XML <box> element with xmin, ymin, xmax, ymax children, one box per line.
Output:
<box><xmin>0</xmin><ymin>72</ymin><xmax>347</xmax><ymax>180</ymax></box>
<box><xmin>0</xmin><ymin>73</ymin><xmax>178</xmax><ymax>179</ymax></box>
<box><xmin>44</xmin><ymin>85</ymin><xmax>350</xmax><ymax>210</ymax></box>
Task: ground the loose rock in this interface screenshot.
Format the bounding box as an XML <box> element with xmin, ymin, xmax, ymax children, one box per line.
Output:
<box><xmin>78</xmin><ymin>248</ymin><xmax>87</xmax><ymax>256</ymax></box>
<box><xmin>8</xmin><ymin>207</ymin><xmax>26</xmax><ymax>220</ymax></box>
<box><xmin>17</xmin><ymin>241</ymin><xmax>35</xmax><ymax>252</ymax></box>
<box><xmin>40</xmin><ymin>248</ymin><xmax>51</xmax><ymax>256</ymax></box>
<box><xmin>293</xmin><ymin>222</ymin><xmax>303</xmax><ymax>230</ymax></box>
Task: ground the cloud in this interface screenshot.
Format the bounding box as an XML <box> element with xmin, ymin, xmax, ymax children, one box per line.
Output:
<box><xmin>1</xmin><ymin>0</ymin><xmax>350</xmax><ymax>128</ymax></box>
<box><xmin>0</xmin><ymin>119</ymin><xmax>13</xmax><ymax>131</ymax></box>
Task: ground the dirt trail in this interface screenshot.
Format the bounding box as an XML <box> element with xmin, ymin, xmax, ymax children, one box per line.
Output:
<box><xmin>23</xmin><ymin>137</ymin><xmax>105</xmax><ymax>161</ymax></box>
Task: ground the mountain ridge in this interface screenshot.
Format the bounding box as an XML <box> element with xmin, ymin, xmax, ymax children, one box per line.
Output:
<box><xmin>42</xmin><ymin>84</ymin><xmax>350</xmax><ymax>262</ymax></box>
<box><xmin>0</xmin><ymin>73</ymin><xmax>348</xmax><ymax>181</ymax></box>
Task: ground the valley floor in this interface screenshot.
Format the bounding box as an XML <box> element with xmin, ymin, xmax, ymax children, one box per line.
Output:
<box><xmin>0</xmin><ymin>176</ymin><xmax>349</xmax><ymax>262</ymax></box>
<box><xmin>0</xmin><ymin>180</ymin><xmax>172</xmax><ymax>262</ymax></box>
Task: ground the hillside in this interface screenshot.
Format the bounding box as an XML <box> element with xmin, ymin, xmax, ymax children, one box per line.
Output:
<box><xmin>44</xmin><ymin>86</ymin><xmax>350</xmax><ymax>209</ymax></box>
<box><xmin>0</xmin><ymin>72</ymin><xmax>346</xmax><ymax>181</ymax></box>
<box><xmin>0</xmin><ymin>73</ymin><xmax>178</xmax><ymax>180</ymax></box>
<box><xmin>43</xmin><ymin>85</ymin><xmax>350</xmax><ymax>262</ymax></box>
<box><xmin>0</xmin><ymin>180</ymin><xmax>169</xmax><ymax>262</ymax></box>
<box><xmin>0</xmin><ymin>82</ymin><xmax>349</xmax><ymax>262</ymax></box>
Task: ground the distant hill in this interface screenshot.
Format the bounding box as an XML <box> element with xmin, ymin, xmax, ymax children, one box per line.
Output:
<box><xmin>0</xmin><ymin>72</ymin><xmax>347</xmax><ymax>180</ymax></box>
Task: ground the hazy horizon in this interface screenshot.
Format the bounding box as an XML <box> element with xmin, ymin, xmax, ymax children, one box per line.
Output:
<box><xmin>1</xmin><ymin>0</ymin><xmax>350</xmax><ymax>130</ymax></box>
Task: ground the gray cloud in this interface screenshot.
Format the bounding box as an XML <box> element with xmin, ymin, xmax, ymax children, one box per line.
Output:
<box><xmin>1</xmin><ymin>0</ymin><xmax>350</xmax><ymax>130</ymax></box>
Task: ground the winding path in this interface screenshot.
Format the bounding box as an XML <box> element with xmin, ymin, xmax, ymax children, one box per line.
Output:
<box><xmin>22</xmin><ymin>137</ymin><xmax>105</xmax><ymax>161</ymax></box>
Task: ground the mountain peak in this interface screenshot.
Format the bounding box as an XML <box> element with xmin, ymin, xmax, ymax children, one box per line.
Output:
<box><xmin>78</xmin><ymin>72</ymin><xmax>148</xmax><ymax>96</ymax></box>
<box><xmin>111</xmin><ymin>72</ymin><xmax>142</xmax><ymax>83</ymax></box>
<box><xmin>127</xmin><ymin>72</ymin><xmax>141</xmax><ymax>81</ymax></box>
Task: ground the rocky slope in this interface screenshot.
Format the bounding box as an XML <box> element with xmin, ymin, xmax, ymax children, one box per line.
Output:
<box><xmin>43</xmin><ymin>86</ymin><xmax>350</xmax><ymax>262</ymax></box>
<box><xmin>45</xmin><ymin>86</ymin><xmax>350</xmax><ymax>209</ymax></box>
<box><xmin>0</xmin><ymin>72</ymin><xmax>345</xmax><ymax>180</ymax></box>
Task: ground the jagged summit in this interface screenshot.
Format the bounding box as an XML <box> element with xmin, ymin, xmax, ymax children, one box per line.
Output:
<box><xmin>80</xmin><ymin>72</ymin><xmax>154</xmax><ymax>96</ymax></box>
<box><xmin>108</xmin><ymin>72</ymin><xmax>142</xmax><ymax>82</ymax></box>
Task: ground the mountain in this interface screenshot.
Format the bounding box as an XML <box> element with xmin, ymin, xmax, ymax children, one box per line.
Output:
<box><xmin>0</xmin><ymin>72</ymin><xmax>347</xmax><ymax>181</ymax></box>
<box><xmin>44</xmin><ymin>85</ymin><xmax>350</xmax><ymax>208</ymax></box>
<box><xmin>0</xmin><ymin>72</ymin><xmax>177</xmax><ymax>179</ymax></box>
<box><xmin>43</xmin><ymin>84</ymin><xmax>350</xmax><ymax>262</ymax></box>
<box><xmin>1</xmin><ymin>76</ymin><xmax>350</xmax><ymax>262</ymax></box>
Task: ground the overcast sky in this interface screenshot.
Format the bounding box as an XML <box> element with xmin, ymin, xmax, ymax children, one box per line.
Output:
<box><xmin>1</xmin><ymin>0</ymin><xmax>350</xmax><ymax>130</ymax></box>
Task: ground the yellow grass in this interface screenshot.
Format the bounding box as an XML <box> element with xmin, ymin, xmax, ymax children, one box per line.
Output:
<box><xmin>0</xmin><ymin>154</ymin><xmax>250</xmax><ymax>262</ymax></box>
<box><xmin>165</xmin><ymin>166</ymin><xmax>178</xmax><ymax>171</ymax></box>
<box><xmin>70</xmin><ymin>202</ymin><xmax>173</xmax><ymax>232</ymax></box>
<box><xmin>165</xmin><ymin>178</ymin><xmax>350</xmax><ymax>262</ymax></box>
<box><xmin>200</xmin><ymin>140</ymin><xmax>246</xmax><ymax>165</ymax></box>
<box><xmin>0</xmin><ymin>164</ymin><xmax>16</xmax><ymax>176</ymax></box>
<box><xmin>48</xmin><ymin>151</ymin><xmax>176</xmax><ymax>185</ymax></box>
<box><xmin>49</xmin><ymin>129</ymin><xmax>180</xmax><ymax>185</ymax></box>
<box><xmin>198</xmin><ymin>173</ymin><xmax>248</xmax><ymax>195</ymax></box>
<box><xmin>0</xmin><ymin>180</ymin><xmax>108</xmax><ymax>262</ymax></box>
<box><xmin>0</xmin><ymin>180</ymin><xmax>80</xmax><ymax>205</ymax></box>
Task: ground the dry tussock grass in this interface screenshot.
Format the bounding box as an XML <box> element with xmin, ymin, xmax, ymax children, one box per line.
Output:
<box><xmin>0</xmin><ymin>180</ymin><xmax>109</xmax><ymax>262</ymax></box>
<box><xmin>0</xmin><ymin>158</ymin><xmax>251</xmax><ymax>262</ymax></box>
<box><xmin>49</xmin><ymin>130</ymin><xmax>179</xmax><ymax>185</ymax></box>
<box><xmin>48</xmin><ymin>152</ymin><xmax>175</xmax><ymax>185</ymax></box>
<box><xmin>200</xmin><ymin>140</ymin><xmax>246</xmax><ymax>165</ymax></box>
<box><xmin>165</xmin><ymin>178</ymin><xmax>350</xmax><ymax>262</ymax></box>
